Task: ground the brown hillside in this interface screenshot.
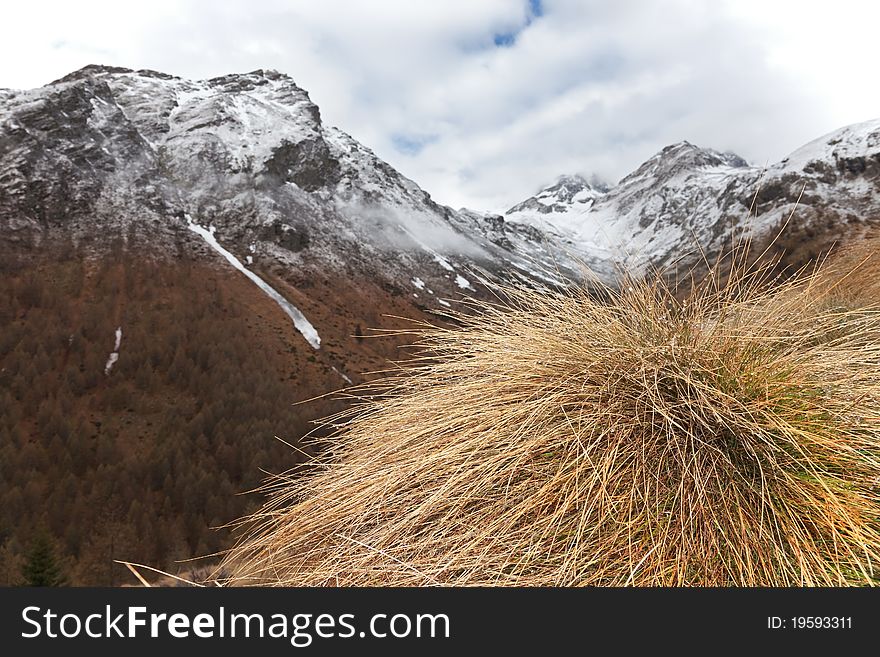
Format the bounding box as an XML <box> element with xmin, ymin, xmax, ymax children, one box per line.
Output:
<box><xmin>0</xmin><ymin>236</ymin><xmax>433</xmax><ymax>585</ymax></box>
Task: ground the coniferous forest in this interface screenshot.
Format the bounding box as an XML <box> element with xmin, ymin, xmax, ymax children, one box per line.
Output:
<box><xmin>0</xmin><ymin>241</ymin><xmax>347</xmax><ymax>585</ymax></box>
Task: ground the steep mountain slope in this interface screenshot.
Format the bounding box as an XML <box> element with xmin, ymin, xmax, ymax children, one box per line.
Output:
<box><xmin>0</xmin><ymin>65</ymin><xmax>570</xmax><ymax>302</ymax></box>
<box><xmin>507</xmin><ymin>121</ymin><xmax>880</xmax><ymax>279</ymax></box>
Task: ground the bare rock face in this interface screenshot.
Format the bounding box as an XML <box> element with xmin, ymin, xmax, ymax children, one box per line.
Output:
<box><xmin>263</xmin><ymin>138</ymin><xmax>341</xmax><ymax>191</ymax></box>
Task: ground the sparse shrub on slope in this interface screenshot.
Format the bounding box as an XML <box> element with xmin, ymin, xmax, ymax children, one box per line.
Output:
<box><xmin>223</xmin><ymin>259</ymin><xmax>880</xmax><ymax>586</ymax></box>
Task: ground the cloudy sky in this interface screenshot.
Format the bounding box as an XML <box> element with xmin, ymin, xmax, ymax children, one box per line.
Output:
<box><xmin>1</xmin><ymin>0</ymin><xmax>877</xmax><ymax>211</ymax></box>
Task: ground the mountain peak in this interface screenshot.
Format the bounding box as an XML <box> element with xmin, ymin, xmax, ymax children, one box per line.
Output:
<box><xmin>656</xmin><ymin>140</ymin><xmax>747</xmax><ymax>168</ymax></box>
<box><xmin>503</xmin><ymin>118</ymin><xmax>879</xmax><ymax>283</ymax></box>
<box><xmin>617</xmin><ymin>140</ymin><xmax>749</xmax><ymax>187</ymax></box>
<box><xmin>3</xmin><ymin>64</ymin><xmax>879</xmax><ymax>297</ymax></box>
<box><xmin>52</xmin><ymin>64</ymin><xmax>135</xmax><ymax>85</ymax></box>
<box><xmin>563</xmin><ymin>173</ymin><xmax>612</xmax><ymax>193</ymax></box>
<box><xmin>48</xmin><ymin>65</ymin><xmax>301</xmax><ymax>94</ymax></box>
<box><xmin>506</xmin><ymin>173</ymin><xmax>608</xmax><ymax>215</ymax></box>
<box><xmin>50</xmin><ymin>64</ymin><xmax>184</xmax><ymax>87</ymax></box>
<box><xmin>206</xmin><ymin>68</ymin><xmax>300</xmax><ymax>88</ymax></box>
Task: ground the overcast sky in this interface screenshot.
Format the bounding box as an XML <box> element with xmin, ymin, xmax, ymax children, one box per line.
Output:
<box><xmin>1</xmin><ymin>0</ymin><xmax>878</xmax><ymax>211</ymax></box>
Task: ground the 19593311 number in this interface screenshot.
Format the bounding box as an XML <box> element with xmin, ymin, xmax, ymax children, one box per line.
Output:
<box><xmin>768</xmin><ymin>616</ymin><xmax>852</xmax><ymax>629</ymax></box>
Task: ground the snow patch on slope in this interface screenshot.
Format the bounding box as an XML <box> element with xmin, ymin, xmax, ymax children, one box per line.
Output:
<box><xmin>104</xmin><ymin>326</ymin><xmax>122</xmax><ymax>375</ymax></box>
<box><xmin>186</xmin><ymin>217</ymin><xmax>321</xmax><ymax>349</ymax></box>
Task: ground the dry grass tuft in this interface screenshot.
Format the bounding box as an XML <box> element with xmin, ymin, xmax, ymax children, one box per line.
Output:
<box><xmin>221</xmin><ymin>252</ymin><xmax>880</xmax><ymax>586</ymax></box>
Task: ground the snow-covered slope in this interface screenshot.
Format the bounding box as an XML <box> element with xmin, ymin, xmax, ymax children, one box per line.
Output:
<box><xmin>0</xmin><ymin>65</ymin><xmax>573</xmax><ymax>307</ymax></box>
<box><xmin>507</xmin><ymin>122</ymin><xmax>880</xmax><ymax>279</ymax></box>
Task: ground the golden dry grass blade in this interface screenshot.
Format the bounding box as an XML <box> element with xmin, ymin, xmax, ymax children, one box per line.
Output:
<box><xmin>116</xmin><ymin>560</ymin><xmax>205</xmax><ymax>587</ymax></box>
<box><xmin>119</xmin><ymin>561</ymin><xmax>152</xmax><ymax>588</ymax></box>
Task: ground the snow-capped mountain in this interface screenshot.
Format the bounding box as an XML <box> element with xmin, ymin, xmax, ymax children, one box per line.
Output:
<box><xmin>507</xmin><ymin>123</ymin><xmax>880</xmax><ymax>280</ymax></box>
<box><xmin>0</xmin><ymin>65</ymin><xmax>570</xmax><ymax>306</ymax></box>
<box><xmin>507</xmin><ymin>174</ymin><xmax>609</xmax><ymax>216</ymax></box>
<box><xmin>3</xmin><ymin>64</ymin><xmax>879</xmax><ymax>303</ymax></box>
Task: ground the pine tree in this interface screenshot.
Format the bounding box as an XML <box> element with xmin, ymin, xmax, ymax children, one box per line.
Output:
<box><xmin>21</xmin><ymin>532</ymin><xmax>66</xmax><ymax>587</ymax></box>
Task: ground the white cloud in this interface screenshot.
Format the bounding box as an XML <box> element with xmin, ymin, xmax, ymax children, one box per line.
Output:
<box><xmin>1</xmin><ymin>0</ymin><xmax>877</xmax><ymax>212</ymax></box>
